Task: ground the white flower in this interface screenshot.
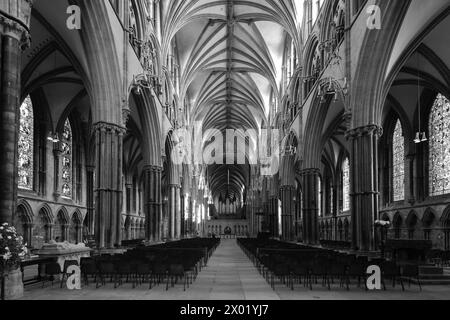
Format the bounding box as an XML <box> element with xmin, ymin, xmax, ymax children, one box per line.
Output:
<box><xmin>7</xmin><ymin>236</ymin><xmax>11</xmax><ymax>240</ymax></box>
<box><xmin>4</xmin><ymin>247</ymin><xmax>9</xmax><ymax>252</ymax></box>
<box><xmin>2</xmin><ymin>223</ymin><xmax>8</xmax><ymax>226</ymax></box>
<box><xmin>0</xmin><ymin>227</ymin><xmax>3</xmax><ymax>230</ymax></box>
<box><xmin>2</xmin><ymin>252</ymin><xmax>12</xmax><ymax>261</ymax></box>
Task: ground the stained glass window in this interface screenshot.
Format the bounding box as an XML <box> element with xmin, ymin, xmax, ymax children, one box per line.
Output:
<box><xmin>393</xmin><ymin>119</ymin><xmax>405</xmax><ymax>201</ymax></box>
<box><xmin>18</xmin><ymin>96</ymin><xmax>34</xmax><ymax>190</ymax></box>
<box><xmin>129</xmin><ymin>1</ymin><xmax>138</xmax><ymax>40</ymax></box>
<box><xmin>318</xmin><ymin>176</ymin><xmax>322</xmax><ymax>217</ymax></box>
<box><xmin>329</xmin><ymin>184</ymin><xmax>334</xmax><ymax>214</ymax></box>
<box><xmin>429</xmin><ymin>93</ymin><xmax>450</xmax><ymax>196</ymax></box>
<box><xmin>61</xmin><ymin>119</ymin><xmax>72</xmax><ymax>198</ymax></box>
<box><xmin>342</xmin><ymin>158</ymin><xmax>350</xmax><ymax>212</ymax></box>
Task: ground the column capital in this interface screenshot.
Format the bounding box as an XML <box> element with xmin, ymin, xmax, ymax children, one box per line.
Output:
<box><xmin>345</xmin><ymin>124</ymin><xmax>383</xmax><ymax>140</ymax></box>
<box><xmin>0</xmin><ymin>0</ymin><xmax>34</xmax><ymax>48</ymax></box>
<box><xmin>122</xmin><ymin>107</ymin><xmax>131</xmax><ymax>128</ymax></box>
<box><xmin>280</xmin><ymin>185</ymin><xmax>295</xmax><ymax>191</ymax></box>
<box><xmin>93</xmin><ymin>121</ymin><xmax>127</xmax><ymax>135</ymax></box>
<box><xmin>143</xmin><ymin>165</ymin><xmax>162</xmax><ymax>173</ymax></box>
<box><xmin>299</xmin><ymin>168</ymin><xmax>320</xmax><ymax>176</ymax></box>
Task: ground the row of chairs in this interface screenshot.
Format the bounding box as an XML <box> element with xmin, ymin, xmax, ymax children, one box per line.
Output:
<box><xmin>41</xmin><ymin>238</ymin><xmax>220</xmax><ymax>291</ymax></box>
<box><xmin>238</xmin><ymin>238</ymin><xmax>422</xmax><ymax>292</ymax></box>
<box><xmin>426</xmin><ymin>250</ymin><xmax>450</xmax><ymax>267</ymax></box>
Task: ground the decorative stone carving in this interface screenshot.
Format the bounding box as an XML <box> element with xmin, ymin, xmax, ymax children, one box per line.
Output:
<box><xmin>345</xmin><ymin>124</ymin><xmax>383</xmax><ymax>140</ymax></box>
<box><xmin>0</xmin><ymin>0</ymin><xmax>33</xmax><ymax>48</ymax></box>
<box><xmin>93</xmin><ymin>122</ymin><xmax>127</xmax><ymax>136</ymax></box>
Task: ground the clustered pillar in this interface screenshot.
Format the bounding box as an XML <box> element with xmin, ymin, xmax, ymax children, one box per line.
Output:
<box><xmin>168</xmin><ymin>184</ymin><xmax>181</xmax><ymax>240</ymax></box>
<box><xmin>0</xmin><ymin>2</ymin><xmax>32</xmax><ymax>224</ymax></box>
<box><xmin>347</xmin><ymin>125</ymin><xmax>382</xmax><ymax>252</ymax></box>
<box><xmin>143</xmin><ymin>165</ymin><xmax>162</xmax><ymax>242</ymax></box>
<box><xmin>280</xmin><ymin>185</ymin><xmax>295</xmax><ymax>241</ymax></box>
<box><xmin>94</xmin><ymin>123</ymin><xmax>125</xmax><ymax>249</ymax></box>
<box><xmin>86</xmin><ymin>166</ymin><xmax>95</xmax><ymax>235</ymax></box>
<box><xmin>301</xmin><ymin>168</ymin><xmax>320</xmax><ymax>245</ymax></box>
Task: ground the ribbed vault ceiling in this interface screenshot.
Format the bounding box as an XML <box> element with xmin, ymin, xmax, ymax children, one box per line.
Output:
<box><xmin>168</xmin><ymin>0</ymin><xmax>302</xmax><ymax>201</ymax></box>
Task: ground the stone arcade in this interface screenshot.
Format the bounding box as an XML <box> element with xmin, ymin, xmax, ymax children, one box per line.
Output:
<box><xmin>1</xmin><ymin>0</ymin><xmax>450</xmax><ymax>301</ymax></box>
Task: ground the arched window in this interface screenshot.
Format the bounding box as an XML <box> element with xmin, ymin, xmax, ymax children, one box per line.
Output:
<box><xmin>342</xmin><ymin>158</ymin><xmax>350</xmax><ymax>212</ymax></box>
<box><xmin>129</xmin><ymin>1</ymin><xmax>138</xmax><ymax>40</ymax></box>
<box><xmin>392</xmin><ymin>119</ymin><xmax>405</xmax><ymax>201</ymax></box>
<box><xmin>61</xmin><ymin>119</ymin><xmax>73</xmax><ymax>199</ymax></box>
<box><xmin>318</xmin><ymin>176</ymin><xmax>322</xmax><ymax>217</ymax></box>
<box><xmin>429</xmin><ymin>93</ymin><xmax>450</xmax><ymax>197</ymax></box>
<box><xmin>18</xmin><ymin>96</ymin><xmax>34</xmax><ymax>190</ymax></box>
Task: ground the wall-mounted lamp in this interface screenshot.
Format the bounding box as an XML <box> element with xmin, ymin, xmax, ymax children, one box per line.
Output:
<box><xmin>414</xmin><ymin>132</ymin><xmax>427</xmax><ymax>144</ymax></box>
<box><xmin>47</xmin><ymin>133</ymin><xmax>59</xmax><ymax>143</ymax></box>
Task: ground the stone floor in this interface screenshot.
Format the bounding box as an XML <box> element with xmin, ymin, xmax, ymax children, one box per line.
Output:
<box><xmin>20</xmin><ymin>239</ymin><xmax>450</xmax><ymax>300</ymax></box>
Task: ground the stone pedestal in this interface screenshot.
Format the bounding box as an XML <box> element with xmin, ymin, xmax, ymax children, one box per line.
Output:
<box><xmin>3</xmin><ymin>268</ymin><xmax>24</xmax><ymax>300</ymax></box>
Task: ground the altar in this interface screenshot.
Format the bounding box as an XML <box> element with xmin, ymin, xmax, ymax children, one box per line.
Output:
<box><xmin>36</xmin><ymin>242</ymin><xmax>92</xmax><ymax>271</ymax></box>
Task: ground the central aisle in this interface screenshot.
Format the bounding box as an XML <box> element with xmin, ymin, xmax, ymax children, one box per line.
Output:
<box><xmin>193</xmin><ymin>239</ymin><xmax>281</xmax><ymax>300</ymax></box>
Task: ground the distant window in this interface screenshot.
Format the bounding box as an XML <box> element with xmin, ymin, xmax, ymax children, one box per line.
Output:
<box><xmin>61</xmin><ymin>119</ymin><xmax>73</xmax><ymax>198</ymax></box>
<box><xmin>342</xmin><ymin>158</ymin><xmax>350</xmax><ymax>211</ymax></box>
<box><xmin>18</xmin><ymin>96</ymin><xmax>34</xmax><ymax>190</ymax></box>
<box><xmin>392</xmin><ymin>119</ymin><xmax>405</xmax><ymax>201</ymax></box>
<box><xmin>318</xmin><ymin>176</ymin><xmax>322</xmax><ymax>217</ymax></box>
<box><xmin>429</xmin><ymin>94</ymin><xmax>450</xmax><ymax>196</ymax></box>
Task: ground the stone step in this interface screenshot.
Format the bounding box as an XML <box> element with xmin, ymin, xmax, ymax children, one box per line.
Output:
<box><xmin>418</xmin><ymin>274</ymin><xmax>450</xmax><ymax>280</ymax></box>
<box><xmin>404</xmin><ymin>277</ymin><xmax>450</xmax><ymax>285</ymax></box>
<box><xmin>419</xmin><ymin>266</ymin><xmax>443</xmax><ymax>275</ymax></box>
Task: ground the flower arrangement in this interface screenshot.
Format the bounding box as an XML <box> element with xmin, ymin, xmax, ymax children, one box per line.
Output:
<box><xmin>0</xmin><ymin>223</ymin><xmax>27</xmax><ymax>272</ymax></box>
<box><xmin>375</xmin><ymin>220</ymin><xmax>391</xmax><ymax>227</ymax></box>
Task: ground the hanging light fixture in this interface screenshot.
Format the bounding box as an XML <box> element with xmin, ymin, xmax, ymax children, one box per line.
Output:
<box><xmin>47</xmin><ymin>132</ymin><xmax>59</xmax><ymax>143</ymax></box>
<box><xmin>414</xmin><ymin>54</ymin><xmax>427</xmax><ymax>144</ymax></box>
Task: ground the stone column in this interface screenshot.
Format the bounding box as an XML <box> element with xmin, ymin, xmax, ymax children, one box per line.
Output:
<box><xmin>180</xmin><ymin>193</ymin><xmax>185</xmax><ymax>238</ymax></box>
<box><xmin>175</xmin><ymin>186</ymin><xmax>181</xmax><ymax>238</ymax></box>
<box><xmin>23</xmin><ymin>222</ymin><xmax>33</xmax><ymax>247</ymax></box>
<box><xmin>168</xmin><ymin>184</ymin><xmax>177</xmax><ymax>240</ymax></box>
<box><xmin>280</xmin><ymin>185</ymin><xmax>295</xmax><ymax>241</ymax></box>
<box><xmin>52</xmin><ymin>146</ymin><xmax>62</xmax><ymax>199</ymax></box>
<box><xmin>45</xmin><ymin>223</ymin><xmax>53</xmax><ymax>243</ymax></box>
<box><xmin>270</xmin><ymin>197</ymin><xmax>279</xmax><ymax>238</ymax></box>
<box><xmin>143</xmin><ymin>165</ymin><xmax>162</xmax><ymax>242</ymax></box>
<box><xmin>0</xmin><ymin>0</ymin><xmax>33</xmax><ymax>224</ymax></box>
<box><xmin>406</xmin><ymin>152</ymin><xmax>415</xmax><ymax>204</ymax></box>
<box><xmin>346</xmin><ymin>125</ymin><xmax>382</xmax><ymax>252</ymax></box>
<box><xmin>301</xmin><ymin>168</ymin><xmax>320</xmax><ymax>245</ymax></box>
<box><xmin>154</xmin><ymin>0</ymin><xmax>161</xmax><ymax>41</ymax></box>
<box><xmin>93</xmin><ymin>123</ymin><xmax>125</xmax><ymax>249</ymax></box>
<box><xmin>86</xmin><ymin>165</ymin><xmax>95</xmax><ymax>235</ymax></box>
<box><xmin>62</xmin><ymin>224</ymin><xmax>69</xmax><ymax>242</ymax></box>
<box><xmin>125</xmin><ymin>183</ymin><xmax>132</xmax><ymax>213</ymax></box>
<box><xmin>188</xmin><ymin>198</ymin><xmax>193</xmax><ymax>235</ymax></box>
